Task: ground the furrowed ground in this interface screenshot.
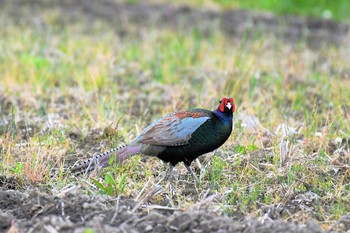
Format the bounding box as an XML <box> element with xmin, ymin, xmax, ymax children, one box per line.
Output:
<box><xmin>0</xmin><ymin>0</ymin><xmax>349</xmax><ymax>232</ymax></box>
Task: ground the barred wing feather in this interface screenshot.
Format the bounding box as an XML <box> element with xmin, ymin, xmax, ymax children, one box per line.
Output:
<box><xmin>134</xmin><ymin>111</ymin><xmax>209</xmax><ymax>146</ymax></box>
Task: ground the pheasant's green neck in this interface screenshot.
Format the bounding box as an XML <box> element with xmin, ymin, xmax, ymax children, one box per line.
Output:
<box><xmin>214</xmin><ymin>108</ymin><xmax>233</xmax><ymax>125</ymax></box>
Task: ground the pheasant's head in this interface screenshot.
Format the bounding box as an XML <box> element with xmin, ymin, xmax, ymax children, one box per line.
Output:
<box><xmin>219</xmin><ymin>97</ymin><xmax>236</xmax><ymax>113</ymax></box>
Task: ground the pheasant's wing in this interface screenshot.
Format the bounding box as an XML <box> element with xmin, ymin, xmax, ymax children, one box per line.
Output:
<box><xmin>134</xmin><ymin>110</ymin><xmax>210</xmax><ymax>146</ymax></box>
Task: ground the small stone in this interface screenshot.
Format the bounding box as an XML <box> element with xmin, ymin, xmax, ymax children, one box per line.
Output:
<box><xmin>335</xmin><ymin>137</ymin><xmax>342</xmax><ymax>144</ymax></box>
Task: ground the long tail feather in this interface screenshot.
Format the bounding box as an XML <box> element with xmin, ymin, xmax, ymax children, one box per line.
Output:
<box><xmin>69</xmin><ymin>144</ymin><xmax>141</xmax><ymax>176</ymax></box>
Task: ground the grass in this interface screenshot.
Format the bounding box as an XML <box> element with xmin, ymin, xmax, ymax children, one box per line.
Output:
<box><xmin>221</xmin><ymin>0</ymin><xmax>350</xmax><ymax>21</ymax></box>
<box><xmin>150</xmin><ymin>0</ymin><xmax>350</xmax><ymax>21</ymax></box>
<box><xmin>0</xmin><ymin>0</ymin><xmax>350</xmax><ymax>231</ymax></box>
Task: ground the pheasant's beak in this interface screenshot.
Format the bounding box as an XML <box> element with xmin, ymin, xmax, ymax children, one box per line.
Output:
<box><xmin>226</xmin><ymin>102</ymin><xmax>232</xmax><ymax>109</ymax></box>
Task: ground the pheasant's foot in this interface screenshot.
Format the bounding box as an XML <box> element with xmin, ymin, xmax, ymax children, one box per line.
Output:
<box><xmin>166</xmin><ymin>163</ymin><xmax>175</xmax><ymax>181</ymax></box>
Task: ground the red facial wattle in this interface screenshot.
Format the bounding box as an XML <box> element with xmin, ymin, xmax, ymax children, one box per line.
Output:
<box><xmin>230</xmin><ymin>98</ymin><xmax>236</xmax><ymax>112</ymax></box>
<box><xmin>219</xmin><ymin>98</ymin><xmax>227</xmax><ymax>112</ymax></box>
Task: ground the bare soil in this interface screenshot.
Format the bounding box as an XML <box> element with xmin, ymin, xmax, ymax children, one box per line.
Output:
<box><xmin>0</xmin><ymin>185</ymin><xmax>325</xmax><ymax>233</ymax></box>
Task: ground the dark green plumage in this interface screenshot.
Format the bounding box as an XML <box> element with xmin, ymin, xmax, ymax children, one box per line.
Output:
<box><xmin>156</xmin><ymin>110</ymin><xmax>233</xmax><ymax>166</ymax></box>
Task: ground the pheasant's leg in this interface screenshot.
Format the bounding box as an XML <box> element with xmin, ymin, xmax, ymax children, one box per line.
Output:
<box><xmin>184</xmin><ymin>164</ymin><xmax>199</xmax><ymax>183</ymax></box>
<box><xmin>167</xmin><ymin>164</ymin><xmax>175</xmax><ymax>180</ymax></box>
<box><xmin>195</xmin><ymin>158</ymin><xmax>202</xmax><ymax>170</ymax></box>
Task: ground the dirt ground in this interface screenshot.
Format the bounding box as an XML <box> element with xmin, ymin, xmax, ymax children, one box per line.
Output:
<box><xmin>0</xmin><ymin>185</ymin><xmax>325</xmax><ymax>233</ymax></box>
<box><xmin>1</xmin><ymin>0</ymin><xmax>350</xmax><ymax>232</ymax></box>
<box><xmin>1</xmin><ymin>0</ymin><xmax>349</xmax><ymax>47</ymax></box>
